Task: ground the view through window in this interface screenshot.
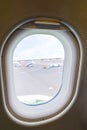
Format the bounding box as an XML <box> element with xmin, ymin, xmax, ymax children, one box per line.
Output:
<box><xmin>13</xmin><ymin>34</ymin><xmax>64</xmax><ymax>105</ymax></box>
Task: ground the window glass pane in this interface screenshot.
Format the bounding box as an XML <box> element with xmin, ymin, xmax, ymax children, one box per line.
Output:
<box><xmin>13</xmin><ymin>34</ymin><xmax>65</xmax><ymax>105</ymax></box>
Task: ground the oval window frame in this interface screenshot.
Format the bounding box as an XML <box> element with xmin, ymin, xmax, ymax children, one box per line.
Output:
<box><xmin>0</xmin><ymin>17</ymin><xmax>83</xmax><ymax>126</ymax></box>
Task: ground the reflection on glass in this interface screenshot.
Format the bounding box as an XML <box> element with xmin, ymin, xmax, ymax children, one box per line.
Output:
<box><xmin>13</xmin><ymin>34</ymin><xmax>64</xmax><ymax>105</ymax></box>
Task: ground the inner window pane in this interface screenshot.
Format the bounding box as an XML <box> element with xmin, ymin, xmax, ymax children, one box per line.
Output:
<box><xmin>13</xmin><ymin>34</ymin><xmax>65</xmax><ymax>105</ymax></box>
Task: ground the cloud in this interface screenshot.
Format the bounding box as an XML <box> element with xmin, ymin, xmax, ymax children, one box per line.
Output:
<box><xmin>13</xmin><ymin>34</ymin><xmax>64</xmax><ymax>60</ymax></box>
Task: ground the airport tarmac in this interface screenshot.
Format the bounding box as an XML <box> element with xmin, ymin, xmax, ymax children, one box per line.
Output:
<box><xmin>13</xmin><ymin>64</ymin><xmax>63</xmax><ymax>99</ymax></box>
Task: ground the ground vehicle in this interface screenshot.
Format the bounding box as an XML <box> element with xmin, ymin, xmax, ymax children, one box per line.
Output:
<box><xmin>13</xmin><ymin>61</ymin><xmax>21</xmax><ymax>67</ymax></box>
<box><xmin>49</xmin><ymin>63</ymin><xmax>61</xmax><ymax>68</ymax></box>
<box><xmin>0</xmin><ymin>1</ymin><xmax>87</xmax><ymax>130</ymax></box>
<box><xmin>25</xmin><ymin>63</ymin><xmax>33</xmax><ymax>68</ymax></box>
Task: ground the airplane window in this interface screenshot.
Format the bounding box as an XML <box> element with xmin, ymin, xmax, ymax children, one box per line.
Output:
<box><xmin>13</xmin><ymin>34</ymin><xmax>64</xmax><ymax>105</ymax></box>
<box><xmin>0</xmin><ymin>17</ymin><xmax>82</xmax><ymax>126</ymax></box>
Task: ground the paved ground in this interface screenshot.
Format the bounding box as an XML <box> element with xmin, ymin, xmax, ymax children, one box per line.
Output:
<box><xmin>13</xmin><ymin>65</ymin><xmax>63</xmax><ymax>99</ymax></box>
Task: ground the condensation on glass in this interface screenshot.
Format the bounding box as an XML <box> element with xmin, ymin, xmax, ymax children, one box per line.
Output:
<box><xmin>13</xmin><ymin>34</ymin><xmax>65</xmax><ymax>105</ymax></box>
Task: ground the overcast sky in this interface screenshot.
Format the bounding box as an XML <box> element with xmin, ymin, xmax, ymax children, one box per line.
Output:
<box><xmin>13</xmin><ymin>34</ymin><xmax>64</xmax><ymax>60</ymax></box>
